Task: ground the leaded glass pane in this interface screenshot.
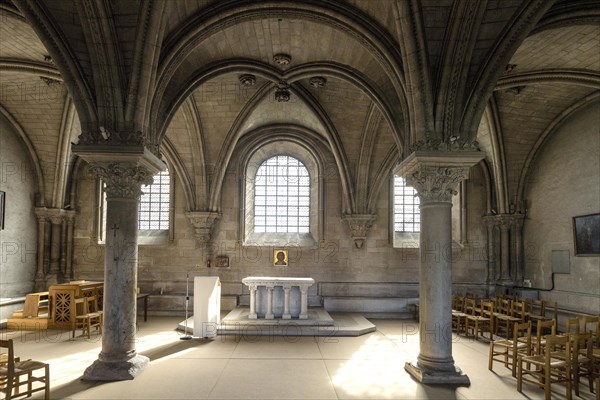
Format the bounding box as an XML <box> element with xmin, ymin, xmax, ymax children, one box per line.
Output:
<box><xmin>138</xmin><ymin>169</ymin><xmax>170</xmax><ymax>230</ymax></box>
<box><xmin>253</xmin><ymin>155</ymin><xmax>310</xmax><ymax>232</ymax></box>
<box><xmin>394</xmin><ymin>176</ymin><xmax>419</xmax><ymax>233</ymax></box>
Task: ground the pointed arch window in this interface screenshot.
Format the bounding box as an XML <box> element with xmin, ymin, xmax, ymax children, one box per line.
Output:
<box><xmin>139</xmin><ymin>169</ymin><xmax>170</xmax><ymax>230</ymax></box>
<box><xmin>98</xmin><ymin>167</ymin><xmax>172</xmax><ymax>245</ymax></box>
<box><xmin>254</xmin><ymin>155</ymin><xmax>310</xmax><ymax>233</ymax></box>
<box><xmin>394</xmin><ymin>176</ymin><xmax>420</xmax><ymax>233</ymax></box>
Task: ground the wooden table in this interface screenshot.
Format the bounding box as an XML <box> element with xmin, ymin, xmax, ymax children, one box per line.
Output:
<box><xmin>137</xmin><ymin>293</ymin><xmax>149</xmax><ymax>322</ymax></box>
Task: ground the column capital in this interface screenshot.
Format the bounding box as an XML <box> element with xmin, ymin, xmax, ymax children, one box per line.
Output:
<box><xmin>89</xmin><ymin>163</ymin><xmax>154</xmax><ymax>199</ymax></box>
<box><xmin>185</xmin><ymin>211</ymin><xmax>221</xmax><ymax>245</ymax></box>
<box><xmin>396</xmin><ymin>151</ymin><xmax>484</xmax><ymax>204</ymax></box>
<box><xmin>342</xmin><ymin>214</ymin><xmax>376</xmax><ymax>249</ymax></box>
<box><xmin>74</xmin><ymin>138</ymin><xmax>165</xmax><ymax>200</ymax></box>
<box><xmin>483</xmin><ymin>213</ymin><xmax>525</xmax><ymax>229</ymax></box>
<box><xmin>34</xmin><ymin>207</ymin><xmax>48</xmax><ymax>221</ymax></box>
<box><xmin>45</xmin><ymin>208</ymin><xmax>66</xmax><ymax>224</ymax></box>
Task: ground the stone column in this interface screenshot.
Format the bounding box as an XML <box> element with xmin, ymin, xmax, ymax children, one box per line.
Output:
<box><xmin>46</xmin><ymin>211</ymin><xmax>63</xmax><ymax>286</ymax></box>
<box><xmin>65</xmin><ymin>211</ymin><xmax>76</xmax><ymax>280</ymax></box>
<box><xmin>34</xmin><ymin>209</ymin><xmax>48</xmax><ymax>291</ymax></box>
<box><xmin>300</xmin><ymin>286</ymin><xmax>309</xmax><ymax>319</ymax></box>
<box><xmin>60</xmin><ymin>215</ymin><xmax>68</xmax><ymax>277</ymax></box>
<box><xmin>498</xmin><ymin>216</ymin><xmax>512</xmax><ymax>283</ymax></box>
<box><xmin>482</xmin><ymin>216</ymin><xmax>498</xmax><ymax>287</ymax></box>
<box><xmin>511</xmin><ymin>214</ymin><xmax>525</xmax><ymax>283</ymax></box>
<box><xmin>282</xmin><ymin>285</ymin><xmax>291</xmax><ymax>319</ymax></box>
<box><xmin>265</xmin><ymin>285</ymin><xmax>274</xmax><ymax>319</ymax></box>
<box><xmin>399</xmin><ymin>151</ymin><xmax>482</xmax><ymax>386</ymax></box>
<box><xmin>82</xmin><ymin>162</ymin><xmax>154</xmax><ymax>381</ymax></box>
<box><xmin>249</xmin><ymin>285</ymin><xmax>257</xmax><ymax>319</ymax></box>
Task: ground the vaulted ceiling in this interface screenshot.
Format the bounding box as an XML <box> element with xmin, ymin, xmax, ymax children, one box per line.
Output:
<box><xmin>1</xmin><ymin>0</ymin><xmax>598</xmax><ymax>214</ymax></box>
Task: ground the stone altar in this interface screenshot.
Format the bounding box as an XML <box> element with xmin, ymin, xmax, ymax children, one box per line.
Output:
<box><xmin>241</xmin><ymin>277</ymin><xmax>314</xmax><ymax>319</ymax></box>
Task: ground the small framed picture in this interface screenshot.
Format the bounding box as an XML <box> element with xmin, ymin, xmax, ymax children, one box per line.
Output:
<box><xmin>215</xmin><ymin>255</ymin><xmax>229</xmax><ymax>268</ymax></box>
<box><xmin>273</xmin><ymin>249</ymin><xmax>288</xmax><ymax>266</ymax></box>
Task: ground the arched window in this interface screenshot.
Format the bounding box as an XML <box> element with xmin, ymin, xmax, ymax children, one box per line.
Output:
<box><xmin>254</xmin><ymin>156</ymin><xmax>310</xmax><ymax>233</ymax></box>
<box><xmin>139</xmin><ymin>169</ymin><xmax>170</xmax><ymax>230</ymax></box>
<box><xmin>98</xmin><ymin>167</ymin><xmax>172</xmax><ymax>244</ymax></box>
<box><xmin>394</xmin><ymin>176</ymin><xmax>419</xmax><ymax>232</ymax></box>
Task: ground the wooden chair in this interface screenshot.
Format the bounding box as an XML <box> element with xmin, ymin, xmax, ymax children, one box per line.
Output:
<box><xmin>583</xmin><ymin>316</ymin><xmax>600</xmax><ymax>338</ymax></box>
<box><xmin>565</xmin><ymin>316</ymin><xmax>581</xmax><ymax>335</ymax></box>
<box><xmin>543</xmin><ymin>300</ymin><xmax>558</xmax><ymax>325</ymax></box>
<box><xmin>572</xmin><ymin>331</ymin><xmax>595</xmax><ymax>396</ymax></box>
<box><xmin>466</xmin><ymin>300</ymin><xmax>493</xmax><ymax>342</ymax></box>
<box><xmin>73</xmin><ymin>295</ymin><xmax>103</xmax><ymax>339</ymax></box>
<box><xmin>531</xmin><ymin>318</ymin><xmax>556</xmax><ymax>355</ymax></box>
<box><xmin>489</xmin><ymin>320</ymin><xmax>532</xmax><ymax>377</ymax></box>
<box><xmin>451</xmin><ymin>296</ymin><xmax>467</xmax><ymax>335</ymax></box>
<box><xmin>517</xmin><ymin>334</ymin><xmax>572</xmax><ymax>400</ymax></box>
<box><xmin>0</xmin><ymin>339</ymin><xmax>49</xmax><ymax>400</ymax></box>
<box><xmin>495</xmin><ymin>299</ymin><xmax>525</xmax><ymax>339</ymax></box>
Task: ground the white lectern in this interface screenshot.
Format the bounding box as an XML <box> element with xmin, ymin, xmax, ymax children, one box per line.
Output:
<box><xmin>193</xmin><ymin>276</ymin><xmax>221</xmax><ymax>338</ymax></box>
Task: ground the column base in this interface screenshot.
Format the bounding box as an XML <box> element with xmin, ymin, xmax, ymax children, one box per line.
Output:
<box><xmin>265</xmin><ymin>313</ymin><xmax>274</xmax><ymax>319</ymax></box>
<box><xmin>82</xmin><ymin>354</ymin><xmax>149</xmax><ymax>381</ymax></box>
<box><xmin>34</xmin><ymin>276</ymin><xmax>47</xmax><ymax>292</ymax></box>
<box><xmin>404</xmin><ymin>360</ymin><xmax>470</xmax><ymax>386</ymax></box>
<box><xmin>248</xmin><ymin>313</ymin><xmax>257</xmax><ymax>319</ymax></box>
<box><xmin>45</xmin><ymin>273</ymin><xmax>59</xmax><ymax>287</ymax></box>
<box><xmin>299</xmin><ymin>314</ymin><xmax>308</xmax><ymax>320</ymax></box>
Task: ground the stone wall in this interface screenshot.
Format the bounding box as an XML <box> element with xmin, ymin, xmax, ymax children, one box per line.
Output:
<box><xmin>524</xmin><ymin>100</ymin><xmax>600</xmax><ymax>314</ymax></box>
<box><xmin>69</xmin><ymin>133</ymin><xmax>490</xmax><ymax>315</ymax></box>
<box><xmin>0</xmin><ymin>114</ymin><xmax>38</xmax><ymax>302</ymax></box>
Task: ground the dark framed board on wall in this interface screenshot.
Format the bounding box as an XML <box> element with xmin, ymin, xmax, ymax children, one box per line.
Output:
<box><xmin>573</xmin><ymin>213</ymin><xmax>600</xmax><ymax>256</ymax></box>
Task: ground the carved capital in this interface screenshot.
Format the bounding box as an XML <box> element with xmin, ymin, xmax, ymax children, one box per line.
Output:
<box><xmin>396</xmin><ymin>151</ymin><xmax>484</xmax><ymax>204</ymax></box>
<box><xmin>89</xmin><ymin>163</ymin><xmax>154</xmax><ymax>199</ymax></box>
<box><xmin>343</xmin><ymin>214</ymin><xmax>376</xmax><ymax>249</ymax></box>
<box><xmin>483</xmin><ymin>213</ymin><xmax>525</xmax><ymax>230</ymax></box>
<box><xmin>405</xmin><ymin>166</ymin><xmax>469</xmax><ymax>203</ymax></box>
<box><xmin>35</xmin><ymin>207</ymin><xmax>48</xmax><ymax>223</ymax></box>
<box><xmin>185</xmin><ymin>211</ymin><xmax>221</xmax><ymax>245</ymax></box>
<box><xmin>408</xmin><ymin>137</ymin><xmax>480</xmax><ymax>154</ymax></box>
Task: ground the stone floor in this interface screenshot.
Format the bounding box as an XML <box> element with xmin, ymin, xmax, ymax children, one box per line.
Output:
<box><xmin>1</xmin><ymin>315</ymin><xmax>597</xmax><ymax>400</ymax></box>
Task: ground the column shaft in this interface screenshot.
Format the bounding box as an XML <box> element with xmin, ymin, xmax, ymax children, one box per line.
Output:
<box><xmin>418</xmin><ymin>202</ymin><xmax>454</xmax><ymax>370</ymax></box>
<box><xmin>249</xmin><ymin>287</ymin><xmax>257</xmax><ymax>319</ymax></box>
<box><xmin>283</xmin><ymin>286</ymin><xmax>291</xmax><ymax>319</ymax></box>
<box><xmin>499</xmin><ymin>225</ymin><xmax>511</xmax><ymax>281</ymax></box>
<box><xmin>266</xmin><ymin>286</ymin><xmax>274</xmax><ymax>319</ymax></box>
<box><xmin>300</xmin><ymin>287</ymin><xmax>308</xmax><ymax>319</ymax></box>
<box><xmin>99</xmin><ymin>196</ymin><xmax>139</xmax><ymax>361</ymax></box>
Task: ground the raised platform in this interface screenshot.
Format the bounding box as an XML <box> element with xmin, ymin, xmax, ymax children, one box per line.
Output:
<box><xmin>177</xmin><ymin>307</ymin><xmax>376</xmax><ymax>337</ymax></box>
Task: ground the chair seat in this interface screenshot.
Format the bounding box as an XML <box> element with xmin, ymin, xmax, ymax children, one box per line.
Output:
<box><xmin>492</xmin><ymin>339</ymin><xmax>529</xmax><ymax>349</ymax></box>
<box><xmin>76</xmin><ymin>312</ymin><xmax>102</xmax><ymax>320</ymax></box>
<box><xmin>467</xmin><ymin>315</ymin><xmax>490</xmax><ymax>321</ymax></box>
<box><xmin>521</xmin><ymin>354</ymin><xmax>568</xmax><ymax>368</ymax></box>
<box><xmin>15</xmin><ymin>359</ymin><xmax>48</xmax><ymax>371</ymax></box>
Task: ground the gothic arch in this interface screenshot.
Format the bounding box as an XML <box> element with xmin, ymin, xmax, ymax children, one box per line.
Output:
<box><xmin>516</xmin><ymin>92</ymin><xmax>600</xmax><ymax>206</ymax></box>
<box><xmin>0</xmin><ymin>104</ymin><xmax>46</xmax><ymax>207</ymax></box>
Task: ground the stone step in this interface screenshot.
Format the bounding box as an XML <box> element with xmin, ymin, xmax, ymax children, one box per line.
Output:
<box><xmin>319</xmin><ymin>282</ymin><xmax>418</xmax><ymax>298</ymax></box>
<box><xmin>146</xmin><ymin>294</ymin><xmax>238</xmax><ymax>314</ymax></box>
<box><xmin>323</xmin><ymin>296</ymin><xmax>418</xmax><ymax>318</ymax></box>
<box><xmin>7</xmin><ymin>317</ymin><xmax>49</xmax><ymax>330</ymax></box>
